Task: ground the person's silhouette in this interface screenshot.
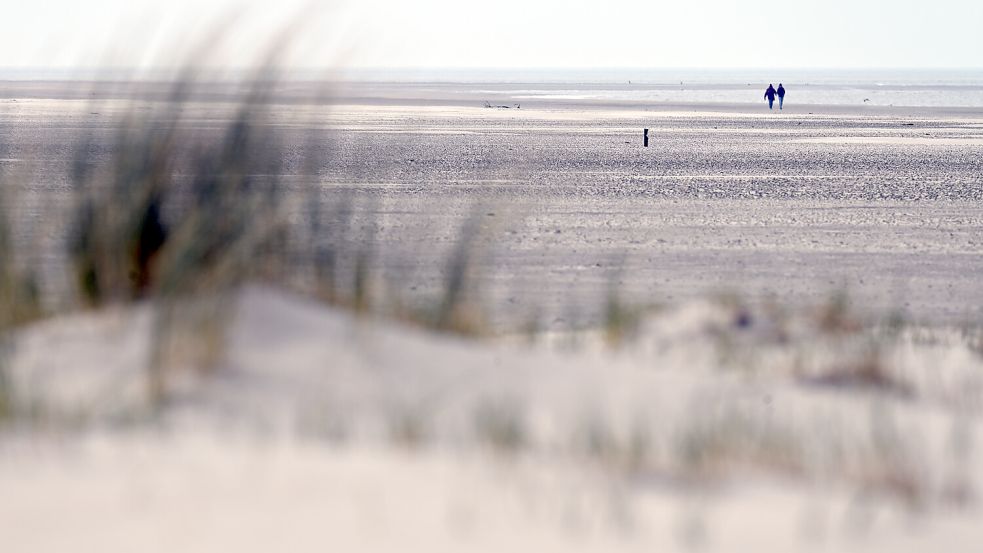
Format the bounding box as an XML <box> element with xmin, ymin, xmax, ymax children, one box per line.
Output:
<box><xmin>764</xmin><ymin>84</ymin><xmax>777</xmax><ymax>110</ymax></box>
<box><xmin>777</xmin><ymin>83</ymin><xmax>786</xmax><ymax>110</ymax></box>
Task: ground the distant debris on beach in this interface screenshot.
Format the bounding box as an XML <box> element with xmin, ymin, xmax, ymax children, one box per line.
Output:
<box><xmin>484</xmin><ymin>101</ymin><xmax>520</xmax><ymax>109</ymax></box>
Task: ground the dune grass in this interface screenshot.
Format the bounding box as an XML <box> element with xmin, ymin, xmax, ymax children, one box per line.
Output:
<box><xmin>1</xmin><ymin>163</ymin><xmax>42</xmax><ymax>421</ymax></box>
<box><xmin>35</xmin><ymin>65</ymin><xmax>505</xmax><ymax>404</ymax></box>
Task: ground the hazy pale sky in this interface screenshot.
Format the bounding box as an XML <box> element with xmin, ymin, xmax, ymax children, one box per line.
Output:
<box><xmin>2</xmin><ymin>0</ymin><xmax>982</xmax><ymax>70</ymax></box>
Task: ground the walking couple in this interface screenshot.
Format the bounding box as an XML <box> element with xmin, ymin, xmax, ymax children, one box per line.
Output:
<box><xmin>764</xmin><ymin>83</ymin><xmax>785</xmax><ymax>110</ymax></box>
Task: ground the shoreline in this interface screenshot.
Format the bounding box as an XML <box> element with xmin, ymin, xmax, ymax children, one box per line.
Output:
<box><xmin>2</xmin><ymin>80</ymin><xmax>983</xmax><ymax>119</ymax></box>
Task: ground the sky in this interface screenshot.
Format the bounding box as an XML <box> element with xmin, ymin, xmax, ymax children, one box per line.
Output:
<box><xmin>2</xmin><ymin>0</ymin><xmax>982</xmax><ymax>71</ymax></box>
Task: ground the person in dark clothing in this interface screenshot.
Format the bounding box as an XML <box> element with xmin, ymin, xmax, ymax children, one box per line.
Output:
<box><xmin>777</xmin><ymin>83</ymin><xmax>786</xmax><ymax>110</ymax></box>
<box><xmin>764</xmin><ymin>84</ymin><xmax>777</xmax><ymax>109</ymax></box>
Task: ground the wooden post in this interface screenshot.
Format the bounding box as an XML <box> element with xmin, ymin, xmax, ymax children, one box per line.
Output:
<box><xmin>643</xmin><ymin>128</ymin><xmax>649</xmax><ymax>147</ymax></box>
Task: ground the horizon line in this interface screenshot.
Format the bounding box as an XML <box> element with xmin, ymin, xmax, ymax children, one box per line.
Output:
<box><xmin>2</xmin><ymin>66</ymin><xmax>983</xmax><ymax>83</ymax></box>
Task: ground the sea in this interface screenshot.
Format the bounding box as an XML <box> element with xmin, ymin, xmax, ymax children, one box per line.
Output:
<box><xmin>334</xmin><ymin>68</ymin><xmax>983</xmax><ymax>108</ymax></box>
<box><xmin>3</xmin><ymin>68</ymin><xmax>983</xmax><ymax>108</ymax></box>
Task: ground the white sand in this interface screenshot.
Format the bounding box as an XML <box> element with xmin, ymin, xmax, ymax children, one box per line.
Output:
<box><xmin>3</xmin><ymin>286</ymin><xmax>982</xmax><ymax>551</ymax></box>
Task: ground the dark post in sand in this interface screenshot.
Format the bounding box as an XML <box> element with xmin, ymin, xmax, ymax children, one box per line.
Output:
<box><xmin>643</xmin><ymin>128</ymin><xmax>649</xmax><ymax>147</ymax></box>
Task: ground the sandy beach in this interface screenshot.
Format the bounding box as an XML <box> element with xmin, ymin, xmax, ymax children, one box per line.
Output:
<box><xmin>3</xmin><ymin>79</ymin><xmax>981</xmax><ymax>327</ymax></box>
<box><xmin>5</xmin><ymin>0</ymin><xmax>983</xmax><ymax>545</ymax></box>
<box><xmin>2</xmin><ymin>76</ymin><xmax>983</xmax><ymax>551</ymax></box>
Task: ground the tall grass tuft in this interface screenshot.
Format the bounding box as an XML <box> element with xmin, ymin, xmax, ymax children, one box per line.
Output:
<box><xmin>2</xmin><ymin>161</ymin><xmax>42</xmax><ymax>421</ymax></box>
<box><xmin>66</xmin><ymin>72</ymin><xmax>290</xmax><ymax>404</ymax></box>
<box><xmin>433</xmin><ymin>209</ymin><xmax>489</xmax><ymax>335</ymax></box>
<box><xmin>0</xmin><ymin>181</ymin><xmax>12</xmax><ymax>421</ymax></box>
<box><xmin>70</xmin><ymin>80</ymin><xmax>285</xmax><ymax>305</ymax></box>
<box><xmin>0</xmin><ymin>181</ymin><xmax>41</xmax><ymax>330</ymax></box>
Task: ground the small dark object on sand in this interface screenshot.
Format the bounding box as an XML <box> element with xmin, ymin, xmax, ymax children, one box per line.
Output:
<box><xmin>734</xmin><ymin>310</ymin><xmax>753</xmax><ymax>329</ymax></box>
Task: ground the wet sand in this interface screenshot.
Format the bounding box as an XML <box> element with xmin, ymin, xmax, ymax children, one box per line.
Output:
<box><xmin>1</xmin><ymin>82</ymin><xmax>982</xmax><ymax>328</ymax></box>
<box><xmin>318</xmin><ymin>100</ymin><xmax>983</xmax><ymax>328</ymax></box>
